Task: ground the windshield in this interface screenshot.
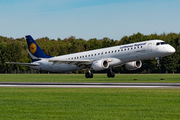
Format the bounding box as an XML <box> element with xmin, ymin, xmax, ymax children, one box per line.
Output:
<box><xmin>156</xmin><ymin>42</ymin><xmax>168</xmax><ymax>46</ymax></box>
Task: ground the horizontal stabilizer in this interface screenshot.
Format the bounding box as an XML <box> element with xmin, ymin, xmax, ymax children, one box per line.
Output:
<box><xmin>5</xmin><ymin>62</ymin><xmax>40</xmax><ymax>66</ymax></box>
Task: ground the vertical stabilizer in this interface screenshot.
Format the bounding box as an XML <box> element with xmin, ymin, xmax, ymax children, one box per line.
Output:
<box><xmin>25</xmin><ymin>35</ymin><xmax>52</xmax><ymax>60</ymax></box>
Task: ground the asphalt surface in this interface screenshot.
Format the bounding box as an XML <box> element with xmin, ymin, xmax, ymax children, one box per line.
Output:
<box><xmin>0</xmin><ymin>82</ymin><xmax>180</xmax><ymax>88</ymax></box>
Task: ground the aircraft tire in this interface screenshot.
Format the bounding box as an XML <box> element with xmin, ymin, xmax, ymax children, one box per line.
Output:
<box><xmin>90</xmin><ymin>73</ymin><xmax>93</xmax><ymax>78</ymax></box>
<box><xmin>85</xmin><ymin>72</ymin><xmax>93</xmax><ymax>78</ymax></box>
<box><xmin>107</xmin><ymin>72</ymin><xmax>115</xmax><ymax>78</ymax></box>
<box><xmin>85</xmin><ymin>72</ymin><xmax>90</xmax><ymax>78</ymax></box>
<box><xmin>111</xmin><ymin>72</ymin><xmax>115</xmax><ymax>78</ymax></box>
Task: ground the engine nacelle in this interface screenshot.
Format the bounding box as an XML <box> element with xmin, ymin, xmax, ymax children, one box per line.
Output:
<box><xmin>125</xmin><ymin>61</ymin><xmax>142</xmax><ymax>71</ymax></box>
<box><xmin>91</xmin><ymin>59</ymin><xmax>109</xmax><ymax>71</ymax></box>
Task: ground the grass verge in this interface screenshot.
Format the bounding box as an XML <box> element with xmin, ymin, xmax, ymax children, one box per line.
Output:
<box><xmin>0</xmin><ymin>74</ymin><xmax>180</xmax><ymax>83</ymax></box>
<box><xmin>0</xmin><ymin>88</ymin><xmax>180</xmax><ymax>119</ymax></box>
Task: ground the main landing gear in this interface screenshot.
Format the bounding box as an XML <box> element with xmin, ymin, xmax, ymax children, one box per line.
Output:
<box><xmin>107</xmin><ymin>68</ymin><xmax>115</xmax><ymax>78</ymax></box>
<box><xmin>85</xmin><ymin>70</ymin><xmax>93</xmax><ymax>78</ymax></box>
<box><xmin>85</xmin><ymin>68</ymin><xmax>115</xmax><ymax>78</ymax></box>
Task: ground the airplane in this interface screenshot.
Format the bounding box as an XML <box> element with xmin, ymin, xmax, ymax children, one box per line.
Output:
<box><xmin>6</xmin><ymin>35</ymin><xmax>176</xmax><ymax>78</ymax></box>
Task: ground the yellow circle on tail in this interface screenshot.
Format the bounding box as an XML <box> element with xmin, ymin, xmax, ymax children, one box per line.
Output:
<box><xmin>30</xmin><ymin>43</ymin><xmax>37</xmax><ymax>54</ymax></box>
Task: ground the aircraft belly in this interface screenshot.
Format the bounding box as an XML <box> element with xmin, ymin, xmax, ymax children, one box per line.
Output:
<box><xmin>49</xmin><ymin>63</ymin><xmax>78</xmax><ymax>73</ymax></box>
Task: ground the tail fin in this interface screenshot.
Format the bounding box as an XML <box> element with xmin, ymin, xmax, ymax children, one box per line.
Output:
<box><xmin>25</xmin><ymin>35</ymin><xmax>52</xmax><ymax>61</ymax></box>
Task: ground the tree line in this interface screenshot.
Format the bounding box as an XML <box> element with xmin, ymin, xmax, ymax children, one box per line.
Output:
<box><xmin>0</xmin><ymin>32</ymin><xmax>179</xmax><ymax>74</ymax></box>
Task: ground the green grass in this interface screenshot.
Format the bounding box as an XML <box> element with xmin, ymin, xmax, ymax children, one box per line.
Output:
<box><xmin>0</xmin><ymin>74</ymin><xmax>180</xmax><ymax>119</ymax></box>
<box><xmin>0</xmin><ymin>88</ymin><xmax>180</xmax><ymax>120</ymax></box>
<box><xmin>0</xmin><ymin>74</ymin><xmax>180</xmax><ymax>83</ymax></box>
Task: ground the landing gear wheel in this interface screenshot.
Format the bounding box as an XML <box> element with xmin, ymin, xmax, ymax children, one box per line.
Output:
<box><xmin>107</xmin><ymin>67</ymin><xmax>115</xmax><ymax>78</ymax></box>
<box><xmin>111</xmin><ymin>72</ymin><xmax>115</xmax><ymax>78</ymax></box>
<box><xmin>85</xmin><ymin>72</ymin><xmax>93</xmax><ymax>78</ymax></box>
<box><xmin>157</xmin><ymin>64</ymin><xmax>161</xmax><ymax>67</ymax></box>
<box><xmin>85</xmin><ymin>72</ymin><xmax>90</xmax><ymax>78</ymax></box>
<box><xmin>107</xmin><ymin>72</ymin><xmax>111</xmax><ymax>78</ymax></box>
<box><xmin>155</xmin><ymin>57</ymin><xmax>161</xmax><ymax>67</ymax></box>
<box><xmin>107</xmin><ymin>72</ymin><xmax>115</xmax><ymax>78</ymax></box>
<box><xmin>90</xmin><ymin>73</ymin><xmax>93</xmax><ymax>78</ymax></box>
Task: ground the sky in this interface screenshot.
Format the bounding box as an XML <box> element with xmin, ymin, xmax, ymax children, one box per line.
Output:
<box><xmin>0</xmin><ymin>0</ymin><xmax>180</xmax><ymax>40</ymax></box>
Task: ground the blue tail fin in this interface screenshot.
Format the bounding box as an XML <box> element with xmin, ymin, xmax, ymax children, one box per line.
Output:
<box><xmin>25</xmin><ymin>35</ymin><xmax>52</xmax><ymax>61</ymax></box>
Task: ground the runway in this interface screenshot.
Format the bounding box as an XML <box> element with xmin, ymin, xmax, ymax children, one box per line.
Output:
<box><xmin>0</xmin><ymin>82</ymin><xmax>180</xmax><ymax>88</ymax></box>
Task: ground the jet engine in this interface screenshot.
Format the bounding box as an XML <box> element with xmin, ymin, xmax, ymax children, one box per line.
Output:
<box><xmin>91</xmin><ymin>59</ymin><xmax>109</xmax><ymax>71</ymax></box>
<box><xmin>125</xmin><ymin>61</ymin><xmax>142</xmax><ymax>71</ymax></box>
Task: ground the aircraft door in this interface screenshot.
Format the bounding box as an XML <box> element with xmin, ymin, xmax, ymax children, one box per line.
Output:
<box><xmin>147</xmin><ymin>43</ymin><xmax>152</xmax><ymax>52</ymax></box>
<box><xmin>48</xmin><ymin>61</ymin><xmax>53</xmax><ymax>69</ymax></box>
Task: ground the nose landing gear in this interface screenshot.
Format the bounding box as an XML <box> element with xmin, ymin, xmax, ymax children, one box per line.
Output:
<box><xmin>155</xmin><ymin>57</ymin><xmax>161</xmax><ymax>67</ymax></box>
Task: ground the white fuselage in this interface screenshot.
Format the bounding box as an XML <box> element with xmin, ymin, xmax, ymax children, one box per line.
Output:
<box><xmin>30</xmin><ymin>40</ymin><xmax>175</xmax><ymax>72</ymax></box>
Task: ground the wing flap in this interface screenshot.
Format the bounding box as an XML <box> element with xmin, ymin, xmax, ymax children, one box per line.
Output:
<box><xmin>49</xmin><ymin>59</ymin><xmax>93</xmax><ymax>67</ymax></box>
<box><xmin>49</xmin><ymin>59</ymin><xmax>93</xmax><ymax>64</ymax></box>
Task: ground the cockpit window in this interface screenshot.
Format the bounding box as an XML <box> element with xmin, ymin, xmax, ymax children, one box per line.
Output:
<box><xmin>156</xmin><ymin>42</ymin><xmax>168</xmax><ymax>46</ymax></box>
<box><xmin>156</xmin><ymin>42</ymin><xmax>160</xmax><ymax>46</ymax></box>
<box><xmin>161</xmin><ymin>42</ymin><xmax>167</xmax><ymax>45</ymax></box>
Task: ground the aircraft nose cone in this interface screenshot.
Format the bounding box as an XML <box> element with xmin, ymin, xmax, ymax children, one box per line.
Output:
<box><xmin>169</xmin><ymin>46</ymin><xmax>176</xmax><ymax>53</ymax></box>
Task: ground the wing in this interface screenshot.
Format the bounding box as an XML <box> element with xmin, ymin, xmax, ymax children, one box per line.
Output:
<box><xmin>49</xmin><ymin>59</ymin><xmax>94</xmax><ymax>69</ymax></box>
<box><xmin>49</xmin><ymin>58</ymin><xmax>120</xmax><ymax>70</ymax></box>
<box><xmin>5</xmin><ymin>62</ymin><xmax>40</xmax><ymax>66</ymax></box>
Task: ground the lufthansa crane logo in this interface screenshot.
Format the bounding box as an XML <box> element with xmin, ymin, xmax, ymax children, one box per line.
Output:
<box><xmin>30</xmin><ymin>43</ymin><xmax>37</xmax><ymax>54</ymax></box>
